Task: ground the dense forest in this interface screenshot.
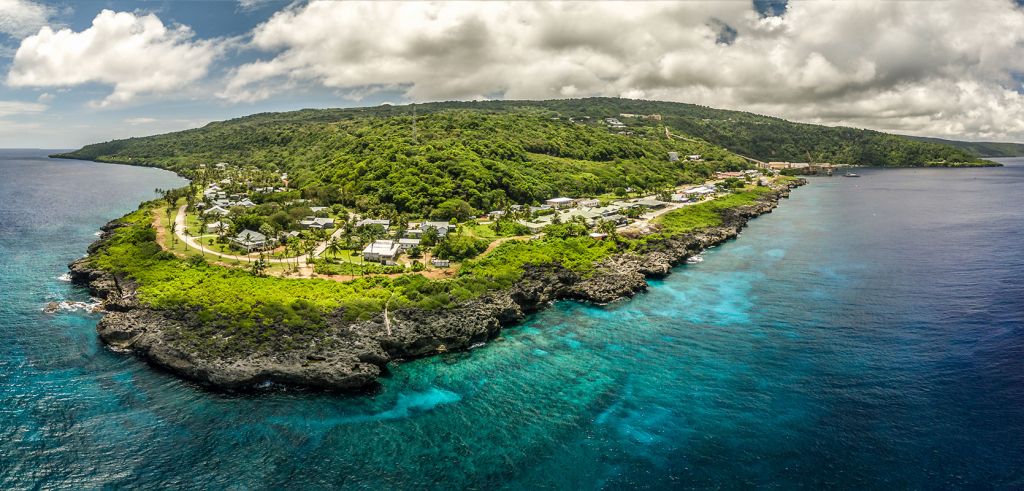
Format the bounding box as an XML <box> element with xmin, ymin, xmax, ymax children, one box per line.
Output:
<box><xmin>903</xmin><ymin>135</ymin><xmax>1024</xmax><ymax>158</ymax></box>
<box><xmin>58</xmin><ymin>98</ymin><xmax>988</xmax><ymax>215</ymax></box>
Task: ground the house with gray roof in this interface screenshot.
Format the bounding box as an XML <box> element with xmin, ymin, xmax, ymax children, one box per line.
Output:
<box><xmin>632</xmin><ymin>198</ymin><xmax>667</xmax><ymax>209</ymax></box>
<box><xmin>203</xmin><ymin>205</ymin><xmax>230</xmax><ymax>217</ymax></box>
<box><xmin>406</xmin><ymin>221</ymin><xmax>451</xmax><ymax>237</ymax></box>
<box><xmin>398</xmin><ymin>238</ymin><xmax>421</xmax><ymax>250</ymax></box>
<box><xmin>299</xmin><ymin>216</ymin><xmax>335</xmax><ymax>229</ymax></box>
<box><xmin>422</xmin><ymin>221</ymin><xmax>451</xmax><ymax>236</ymax></box>
<box><xmin>356</xmin><ymin>218</ymin><xmax>390</xmax><ymax>230</ymax></box>
<box><xmin>205</xmin><ymin>221</ymin><xmax>229</xmax><ymax>233</ymax></box>
<box><xmin>230</xmin><ymin>229</ymin><xmax>275</xmax><ymax>253</ymax></box>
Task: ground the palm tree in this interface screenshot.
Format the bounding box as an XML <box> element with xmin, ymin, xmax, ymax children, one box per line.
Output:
<box><xmin>326</xmin><ymin>237</ymin><xmax>342</xmax><ymax>259</ymax></box>
<box><xmin>197</xmin><ymin>215</ymin><xmax>209</xmax><ymax>256</ymax></box>
<box><xmin>305</xmin><ymin>240</ymin><xmax>317</xmax><ymax>265</ymax></box>
<box><xmin>393</xmin><ymin>214</ymin><xmax>408</xmax><ymax>240</ymax></box>
<box><xmin>169</xmin><ymin>222</ymin><xmax>177</xmax><ymax>246</ymax></box>
<box><xmin>599</xmin><ymin>219</ymin><xmax>619</xmax><ymax>244</ymax></box>
<box><xmin>244</xmin><ymin>232</ymin><xmax>252</xmax><ymax>263</ymax></box>
<box><xmin>342</xmin><ymin>219</ymin><xmax>355</xmax><ymax>248</ymax></box>
<box><xmin>182</xmin><ymin>227</ymin><xmax>190</xmax><ymax>252</ymax></box>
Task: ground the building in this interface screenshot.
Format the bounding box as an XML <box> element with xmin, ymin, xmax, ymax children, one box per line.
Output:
<box><xmin>716</xmin><ymin>171</ymin><xmax>746</xmax><ymax>179</ymax></box>
<box><xmin>604</xmin><ymin>117</ymin><xmax>626</xmax><ymax>129</ymax></box>
<box><xmin>299</xmin><ymin>216</ymin><xmax>335</xmax><ymax>229</ymax></box>
<box><xmin>205</xmin><ymin>221</ymin><xmax>228</xmax><ymax>233</ymax></box>
<box><xmin>203</xmin><ymin>205</ymin><xmax>230</xmax><ymax>217</ymax></box>
<box><xmin>668</xmin><ymin>152</ymin><xmax>679</xmax><ymax>162</ymax></box>
<box><xmin>687</xmin><ymin>154</ymin><xmax>703</xmax><ymax>161</ymax></box>
<box><xmin>619</xmin><ymin>113</ymin><xmax>661</xmax><ymax>121</ymax></box>
<box><xmin>362</xmin><ymin>240</ymin><xmax>400</xmax><ymax>263</ymax></box>
<box><xmin>545</xmin><ymin>197</ymin><xmax>576</xmax><ymax>209</ymax></box>
<box><xmin>398</xmin><ymin>238</ymin><xmax>421</xmax><ymax>250</ymax></box>
<box><xmin>309</xmin><ymin>206</ymin><xmax>329</xmax><ymax>214</ymax></box>
<box><xmin>431</xmin><ymin>258</ymin><xmax>450</xmax><ymax>268</ymax></box>
<box><xmin>767</xmin><ymin>161</ymin><xmax>809</xmax><ymax>170</ymax></box>
<box><xmin>423</xmin><ymin>221</ymin><xmax>451</xmax><ymax>236</ymax></box>
<box><xmin>410</xmin><ymin>221</ymin><xmax>451</xmax><ymax>237</ymax></box>
<box><xmin>682</xmin><ymin>185</ymin><xmax>716</xmax><ymax>197</ymax></box>
<box><xmin>356</xmin><ymin>218</ymin><xmax>390</xmax><ymax>230</ymax></box>
<box><xmin>577</xmin><ymin>199</ymin><xmax>601</xmax><ymax>208</ymax></box>
<box><xmin>632</xmin><ymin>198</ymin><xmax>667</xmax><ymax>210</ymax></box>
<box><xmin>521</xmin><ymin>221</ymin><xmax>548</xmax><ymax>233</ymax></box>
<box><xmin>602</xmin><ymin>214</ymin><xmax>629</xmax><ymax>225</ymax></box>
<box><xmin>230</xmin><ymin>229</ymin><xmax>275</xmax><ymax>252</ymax></box>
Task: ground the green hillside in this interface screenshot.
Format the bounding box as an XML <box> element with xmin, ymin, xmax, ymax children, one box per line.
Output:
<box><xmin>57</xmin><ymin>98</ymin><xmax>990</xmax><ymax>216</ymax></box>
<box><xmin>903</xmin><ymin>135</ymin><xmax>1024</xmax><ymax>158</ymax></box>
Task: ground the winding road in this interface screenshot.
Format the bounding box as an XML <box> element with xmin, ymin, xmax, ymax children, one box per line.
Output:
<box><xmin>172</xmin><ymin>204</ymin><xmax>308</xmax><ymax>266</ymax></box>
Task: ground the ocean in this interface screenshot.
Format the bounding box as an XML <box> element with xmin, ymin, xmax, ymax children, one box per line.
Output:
<box><xmin>1</xmin><ymin>150</ymin><xmax>1022</xmax><ymax>489</ymax></box>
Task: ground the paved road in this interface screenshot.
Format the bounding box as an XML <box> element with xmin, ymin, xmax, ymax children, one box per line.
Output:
<box><xmin>173</xmin><ymin>205</ymin><xmax>306</xmax><ymax>265</ymax></box>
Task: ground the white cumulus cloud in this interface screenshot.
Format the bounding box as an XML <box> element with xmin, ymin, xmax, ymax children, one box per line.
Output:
<box><xmin>7</xmin><ymin>10</ymin><xmax>222</xmax><ymax>107</ymax></box>
<box><xmin>221</xmin><ymin>0</ymin><xmax>1024</xmax><ymax>141</ymax></box>
<box><xmin>0</xmin><ymin>0</ymin><xmax>51</xmax><ymax>39</ymax></box>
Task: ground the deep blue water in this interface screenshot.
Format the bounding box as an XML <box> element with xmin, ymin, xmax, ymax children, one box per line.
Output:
<box><xmin>1</xmin><ymin>150</ymin><xmax>1022</xmax><ymax>489</ymax></box>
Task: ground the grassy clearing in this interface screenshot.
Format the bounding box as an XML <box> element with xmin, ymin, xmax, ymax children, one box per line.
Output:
<box><xmin>653</xmin><ymin>187</ymin><xmax>771</xmax><ymax>235</ymax></box>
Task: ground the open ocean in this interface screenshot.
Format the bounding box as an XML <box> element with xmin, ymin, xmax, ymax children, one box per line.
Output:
<box><xmin>1</xmin><ymin>149</ymin><xmax>1022</xmax><ymax>489</ymax></box>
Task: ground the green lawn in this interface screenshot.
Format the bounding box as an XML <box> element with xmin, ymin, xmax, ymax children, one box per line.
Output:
<box><xmin>461</xmin><ymin>221</ymin><xmax>498</xmax><ymax>240</ymax></box>
<box><xmin>652</xmin><ymin>186</ymin><xmax>771</xmax><ymax>234</ymax></box>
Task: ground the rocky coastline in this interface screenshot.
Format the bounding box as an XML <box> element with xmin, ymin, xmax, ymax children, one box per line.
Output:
<box><xmin>69</xmin><ymin>179</ymin><xmax>805</xmax><ymax>392</ymax></box>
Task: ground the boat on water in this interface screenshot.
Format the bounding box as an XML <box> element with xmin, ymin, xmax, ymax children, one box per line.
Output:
<box><xmin>844</xmin><ymin>172</ymin><xmax>861</xmax><ymax>177</ymax></box>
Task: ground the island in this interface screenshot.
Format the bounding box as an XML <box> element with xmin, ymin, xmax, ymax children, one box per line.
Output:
<box><xmin>61</xmin><ymin>98</ymin><xmax>996</xmax><ymax>391</ymax></box>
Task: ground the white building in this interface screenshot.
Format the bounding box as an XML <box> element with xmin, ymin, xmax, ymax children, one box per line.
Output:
<box><xmin>362</xmin><ymin>240</ymin><xmax>401</xmax><ymax>263</ymax></box>
<box><xmin>356</xmin><ymin>218</ymin><xmax>391</xmax><ymax>230</ymax></box>
<box><xmin>206</xmin><ymin>221</ymin><xmax>228</xmax><ymax>233</ymax></box>
<box><xmin>545</xmin><ymin>197</ymin><xmax>576</xmax><ymax>209</ymax></box>
<box><xmin>203</xmin><ymin>205</ymin><xmax>230</xmax><ymax>217</ymax></box>
<box><xmin>398</xmin><ymin>238</ymin><xmax>421</xmax><ymax>250</ymax></box>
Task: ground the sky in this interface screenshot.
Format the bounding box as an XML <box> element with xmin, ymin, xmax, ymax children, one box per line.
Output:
<box><xmin>2</xmin><ymin>0</ymin><xmax>1024</xmax><ymax>148</ymax></box>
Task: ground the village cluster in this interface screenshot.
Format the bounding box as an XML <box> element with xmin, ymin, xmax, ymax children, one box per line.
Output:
<box><xmin>172</xmin><ymin>113</ymin><xmax>781</xmax><ymax>276</ymax></box>
<box><xmin>179</xmin><ymin>159</ymin><xmax>772</xmax><ymax>277</ymax></box>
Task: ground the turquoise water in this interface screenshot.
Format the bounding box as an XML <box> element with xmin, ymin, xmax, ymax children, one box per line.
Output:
<box><xmin>2</xmin><ymin>151</ymin><xmax>1022</xmax><ymax>488</ymax></box>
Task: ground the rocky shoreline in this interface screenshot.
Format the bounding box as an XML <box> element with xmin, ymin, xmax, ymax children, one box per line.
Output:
<box><xmin>69</xmin><ymin>179</ymin><xmax>805</xmax><ymax>392</ymax></box>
